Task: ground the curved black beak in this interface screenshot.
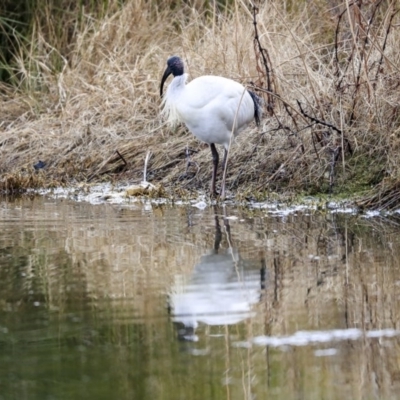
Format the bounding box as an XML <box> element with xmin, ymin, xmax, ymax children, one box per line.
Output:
<box><xmin>160</xmin><ymin>66</ymin><xmax>172</xmax><ymax>98</ymax></box>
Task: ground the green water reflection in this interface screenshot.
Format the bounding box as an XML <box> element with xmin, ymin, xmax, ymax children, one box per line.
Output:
<box><xmin>1</xmin><ymin>197</ymin><xmax>400</xmax><ymax>400</ymax></box>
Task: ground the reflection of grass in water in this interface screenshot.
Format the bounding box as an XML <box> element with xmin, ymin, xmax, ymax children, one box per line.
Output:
<box><xmin>1</xmin><ymin>199</ymin><xmax>400</xmax><ymax>398</ymax></box>
<box><xmin>0</xmin><ymin>1</ymin><xmax>399</xmax><ymax>206</ymax></box>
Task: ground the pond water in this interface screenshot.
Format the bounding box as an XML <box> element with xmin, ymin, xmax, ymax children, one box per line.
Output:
<box><xmin>1</xmin><ymin>196</ymin><xmax>400</xmax><ymax>400</ymax></box>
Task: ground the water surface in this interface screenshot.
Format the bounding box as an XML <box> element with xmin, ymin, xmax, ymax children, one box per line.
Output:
<box><xmin>1</xmin><ymin>197</ymin><xmax>400</xmax><ymax>400</ymax></box>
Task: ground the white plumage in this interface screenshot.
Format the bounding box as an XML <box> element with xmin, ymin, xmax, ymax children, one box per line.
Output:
<box><xmin>160</xmin><ymin>56</ymin><xmax>261</xmax><ymax>199</ymax></box>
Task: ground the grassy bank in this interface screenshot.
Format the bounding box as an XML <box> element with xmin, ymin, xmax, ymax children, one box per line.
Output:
<box><xmin>1</xmin><ymin>0</ymin><xmax>399</xmax><ymax>208</ymax></box>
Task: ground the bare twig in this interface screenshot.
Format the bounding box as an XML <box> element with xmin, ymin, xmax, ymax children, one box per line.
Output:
<box><xmin>116</xmin><ymin>150</ymin><xmax>128</xmax><ymax>167</ymax></box>
<box><xmin>252</xmin><ymin>4</ymin><xmax>275</xmax><ymax>113</ymax></box>
<box><xmin>329</xmin><ymin>146</ymin><xmax>341</xmax><ymax>194</ymax></box>
<box><xmin>374</xmin><ymin>6</ymin><xmax>400</xmax><ymax>83</ymax></box>
<box><xmin>297</xmin><ymin>100</ymin><xmax>342</xmax><ymax>135</ymax></box>
<box><xmin>297</xmin><ymin>100</ymin><xmax>353</xmax><ymax>156</ymax></box>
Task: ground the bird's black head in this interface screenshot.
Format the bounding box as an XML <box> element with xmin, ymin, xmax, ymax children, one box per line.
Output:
<box><xmin>160</xmin><ymin>56</ymin><xmax>185</xmax><ymax>98</ymax></box>
<box><xmin>167</xmin><ymin>56</ymin><xmax>184</xmax><ymax>76</ymax></box>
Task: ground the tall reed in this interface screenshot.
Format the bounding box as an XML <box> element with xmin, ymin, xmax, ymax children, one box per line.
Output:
<box><xmin>1</xmin><ymin>0</ymin><xmax>399</xmax><ymax>207</ymax></box>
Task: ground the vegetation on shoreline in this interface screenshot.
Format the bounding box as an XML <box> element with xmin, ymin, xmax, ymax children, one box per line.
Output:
<box><xmin>1</xmin><ymin>0</ymin><xmax>399</xmax><ymax>209</ymax></box>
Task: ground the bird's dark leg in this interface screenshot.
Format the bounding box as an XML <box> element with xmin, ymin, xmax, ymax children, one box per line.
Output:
<box><xmin>210</xmin><ymin>143</ymin><xmax>219</xmax><ymax>196</ymax></box>
<box><xmin>220</xmin><ymin>148</ymin><xmax>228</xmax><ymax>200</ymax></box>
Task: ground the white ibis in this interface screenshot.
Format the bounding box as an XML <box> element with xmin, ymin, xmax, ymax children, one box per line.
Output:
<box><xmin>160</xmin><ymin>56</ymin><xmax>261</xmax><ymax>198</ymax></box>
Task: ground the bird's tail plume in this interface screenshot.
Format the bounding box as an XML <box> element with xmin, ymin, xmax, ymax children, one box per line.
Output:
<box><xmin>248</xmin><ymin>91</ymin><xmax>262</xmax><ymax>126</ymax></box>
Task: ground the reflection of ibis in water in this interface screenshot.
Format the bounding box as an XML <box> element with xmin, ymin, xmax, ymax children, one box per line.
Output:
<box><xmin>169</xmin><ymin>214</ymin><xmax>265</xmax><ymax>341</ymax></box>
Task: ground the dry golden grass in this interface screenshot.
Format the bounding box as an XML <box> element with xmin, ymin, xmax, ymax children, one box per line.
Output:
<box><xmin>1</xmin><ymin>0</ymin><xmax>400</xmax><ymax>206</ymax></box>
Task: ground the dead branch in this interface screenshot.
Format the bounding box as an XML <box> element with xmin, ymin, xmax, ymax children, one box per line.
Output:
<box><xmin>252</xmin><ymin>4</ymin><xmax>275</xmax><ymax>114</ymax></box>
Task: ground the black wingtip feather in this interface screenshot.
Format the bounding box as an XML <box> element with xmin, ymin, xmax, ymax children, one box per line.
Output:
<box><xmin>248</xmin><ymin>90</ymin><xmax>262</xmax><ymax>126</ymax></box>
